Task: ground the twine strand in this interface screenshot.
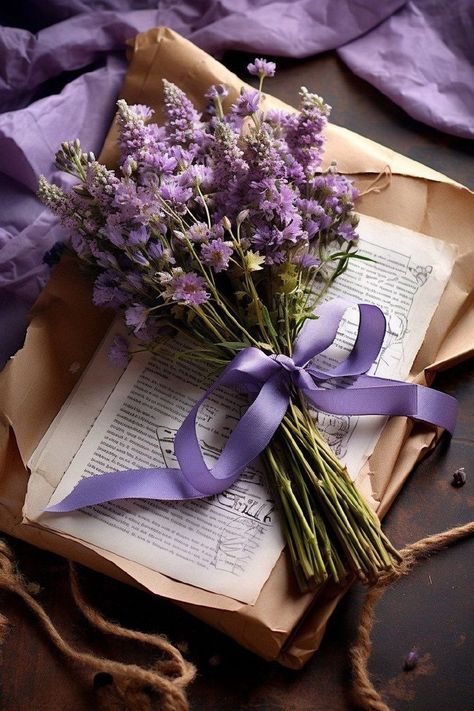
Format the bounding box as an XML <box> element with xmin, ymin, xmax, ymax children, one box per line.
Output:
<box><xmin>350</xmin><ymin>520</ymin><xmax>474</xmax><ymax>711</ymax></box>
<box><xmin>1</xmin><ymin>520</ymin><xmax>473</xmax><ymax>710</ymax></box>
<box><xmin>0</xmin><ymin>540</ymin><xmax>195</xmax><ymax>710</ymax></box>
<box><xmin>357</xmin><ymin>166</ymin><xmax>392</xmax><ymax>197</ymax></box>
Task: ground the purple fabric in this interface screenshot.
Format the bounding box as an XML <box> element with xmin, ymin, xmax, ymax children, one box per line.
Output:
<box><xmin>46</xmin><ymin>298</ymin><xmax>457</xmax><ymax>513</ymax></box>
<box><xmin>338</xmin><ymin>0</ymin><xmax>474</xmax><ymax>139</ymax></box>
<box><xmin>1</xmin><ymin>0</ymin><xmax>472</xmax><ymax>368</ymax></box>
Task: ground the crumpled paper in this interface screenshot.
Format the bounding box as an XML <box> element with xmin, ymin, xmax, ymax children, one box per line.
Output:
<box><xmin>1</xmin><ymin>0</ymin><xmax>472</xmax><ymax>368</ymax></box>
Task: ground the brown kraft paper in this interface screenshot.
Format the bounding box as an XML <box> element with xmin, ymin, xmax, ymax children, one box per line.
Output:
<box><xmin>0</xmin><ymin>28</ymin><xmax>473</xmax><ymax>669</ymax></box>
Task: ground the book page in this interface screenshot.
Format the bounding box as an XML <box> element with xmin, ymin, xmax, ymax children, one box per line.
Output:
<box><xmin>35</xmin><ymin>333</ymin><xmax>284</xmax><ymax>604</ymax></box>
<box><xmin>314</xmin><ymin>213</ymin><xmax>456</xmax><ymax>478</ymax></box>
<box><xmin>28</xmin><ymin>214</ymin><xmax>456</xmax><ymax>602</ymax></box>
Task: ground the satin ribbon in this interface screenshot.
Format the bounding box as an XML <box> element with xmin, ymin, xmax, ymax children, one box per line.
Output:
<box><xmin>46</xmin><ymin>298</ymin><xmax>457</xmax><ymax>513</ymax></box>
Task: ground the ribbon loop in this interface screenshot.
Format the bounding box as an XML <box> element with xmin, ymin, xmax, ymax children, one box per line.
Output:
<box><xmin>46</xmin><ymin>299</ymin><xmax>458</xmax><ymax>514</ymax></box>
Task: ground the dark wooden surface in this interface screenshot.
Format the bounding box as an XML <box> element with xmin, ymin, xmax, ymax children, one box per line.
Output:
<box><xmin>1</xmin><ymin>51</ymin><xmax>473</xmax><ymax>711</ymax></box>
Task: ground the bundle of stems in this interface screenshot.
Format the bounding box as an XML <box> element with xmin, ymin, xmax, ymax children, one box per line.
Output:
<box><xmin>264</xmin><ymin>399</ymin><xmax>401</xmax><ymax>590</ymax></box>
<box><xmin>175</xmin><ymin>256</ymin><xmax>402</xmax><ymax>592</ymax></box>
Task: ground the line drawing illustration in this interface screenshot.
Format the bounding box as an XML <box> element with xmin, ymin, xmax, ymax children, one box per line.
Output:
<box><xmin>211</xmin><ymin>516</ymin><xmax>264</xmax><ymax>575</ymax></box>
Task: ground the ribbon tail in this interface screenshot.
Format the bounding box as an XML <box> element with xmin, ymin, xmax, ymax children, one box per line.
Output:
<box><xmin>303</xmin><ymin>375</ymin><xmax>458</xmax><ymax>434</ymax></box>
<box><xmin>46</xmin><ymin>351</ymin><xmax>289</xmax><ymax>512</ymax></box>
<box><xmin>45</xmin><ymin>467</ymin><xmax>206</xmax><ymax>513</ymax></box>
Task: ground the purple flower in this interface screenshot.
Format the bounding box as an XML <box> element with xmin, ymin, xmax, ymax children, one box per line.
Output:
<box><xmin>140</xmin><ymin>151</ymin><xmax>177</xmax><ymax>180</ymax></box>
<box><xmin>264</xmin><ymin>109</ymin><xmax>298</xmax><ymax>131</ymax></box>
<box><xmin>293</xmin><ymin>253</ymin><xmax>321</xmax><ymax>268</ymax></box>
<box><xmin>231</xmin><ymin>89</ymin><xmax>260</xmax><ymax>117</ymax></box>
<box><xmin>125</xmin><ymin>304</ymin><xmax>149</xmax><ymax>334</ymax></box>
<box><xmin>205</xmin><ymin>84</ymin><xmax>229</xmax><ymax>100</ymax></box>
<box><xmin>113</xmin><ymin>181</ymin><xmax>155</xmax><ymax>222</ymax></box>
<box><xmin>70</xmin><ymin>232</ymin><xmax>89</xmax><ymax>258</ymax></box>
<box><xmin>134</xmin><ymin>320</ymin><xmax>161</xmax><ymax>344</ymax></box>
<box><xmin>179</xmin><ymin>164</ymin><xmax>214</xmax><ymax>190</ymax></box>
<box><xmin>252</xmin><ymin>179</ymin><xmax>297</xmax><ymax>223</ymax></box>
<box><xmin>284</xmin><ymin>88</ymin><xmax>331</xmax><ymax>179</ymax></box>
<box><xmin>108</xmin><ymin>335</ymin><xmax>130</xmax><ymax>367</ymax></box>
<box><xmin>247</xmin><ymin>58</ymin><xmax>276</xmax><ymax>78</ymax></box>
<box><xmin>162</xmin><ymin>79</ymin><xmax>204</xmax><ymax>150</ymax></box>
<box><xmin>89</xmin><ymin>242</ymin><xmax>119</xmax><ymax>270</ymax></box>
<box><xmin>105</xmin><ymin>225</ymin><xmax>126</xmax><ymax>248</ymax></box>
<box><xmin>201</xmin><ymin>239</ymin><xmax>233</xmax><ymax>273</ymax></box>
<box><xmin>210</xmin><ymin>121</ymin><xmax>248</xmax><ymax>212</ymax></box>
<box><xmin>116</xmin><ymin>100</ymin><xmax>158</xmax><ymax>162</ymax></box>
<box><xmin>337</xmin><ymin>222</ymin><xmax>357</xmax><ymax>242</ymax></box>
<box><xmin>130</xmin><ymin>104</ymin><xmax>154</xmax><ymax>121</ymax></box>
<box><xmin>159</xmin><ymin>182</ymin><xmax>193</xmax><ymax>213</ymax></box>
<box><xmin>128</xmin><ymin>225</ymin><xmax>149</xmax><ymax>245</ymax></box>
<box><xmin>84</xmin><ymin>163</ymin><xmax>120</xmax><ymax>205</ymax></box>
<box><xmin>167</xmin><ymin>272</ymin><xmax>210</xmax><ymax>306</ymax></box>
<box><xmin>93</xmin><ymin>272</ymin><xmax>128</xmax><ymax>308</ymax></box>
<box><xmin>131</xmin><ymin>252</ymin><xmax>150</xmax><ymax>267</ymax></box>
<box><xmin>148</xmin><ymin>240</ymin><xmax>164</xmax><ymax>260</ymax></box>
<box><xmin>121</xmin><ymin>155</ymin><xmax>137</xmax><ymax>177</ymax></box>
<box><xmin>187</xmin><ymin>222</ymin><xmax>210</xmax><ymax>243</ymax></box>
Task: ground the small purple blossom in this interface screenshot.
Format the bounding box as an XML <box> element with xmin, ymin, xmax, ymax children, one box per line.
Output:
<box><xmin>231</xmin><ymin>89</ymin><xmax>260</xmax><ymax>117</ymax></box>
<box><xmin>130</xmin><ymin>104</ymin><xmax>154</xmax><ymax>121</ymax></box>
<box><xmin>165</xmin><ymin>271</ymin><xmax>210</xmax><ymax>306</ymax></box>
<box><xmin>247</xmin><ymin>58</ymin><xmax>276</xmax><ymax>78</ymax></box>
<box><xmin>108</xmin><ymin>335</ymin><xmax>130</xmax><ymax>367</ymax></box>
<box><xmin>201</xmin><ymin>239</ymin><xmax>233</xmax><ymax>273</ymax></box>
<box><xmin>148</xmin><ymin>241</ymin><xmax>164</xmax><ymax>260</ymax></box>
<box><xmin>128</xmin><ymin>225</ymin><xmax>149</xmax><ymax>245</ymax></box>
<box><xmin>403</xmin><ymin>648</ymin><xmax>419</xmax><ymax>671</ymax></box>
<box><xmin>205</xmin><ymin>84</ymin><xmax>229</xmax><ymax>100</ymax></box>
<box><xmin>131</xmin><ymin>252</ymin><xmax>150</xmax><ymax>267</ymax></box>
<box><xmin>93</xmin><ymin>272</ymin><xmax>128</xmax><ymax>308</ymax></box>
<box><xmin>125</xmin><ymin>304</ymin><xmax>149</xmax><ymax>334</ymax></box>
<box><xmin>105</xmin><ymin>225</ymin><xmax>126</xmax><ymax>248</ymax></box>
<box><xmin>89</xmin><ymin>242</ymin><xmax>119</xmax><ymax>270</ymax></box>
<box><xmin>159</xmin><ymin>182</ymin><xmax>193</xmax><ymax>213</ymax></box>
<box><xmin>162</xmin><ymin>79</ymin><xmax>204</xmax><ymax>150</ymax></box>
<box><xmin>337</xmin><ymin>222</ymin><xmax>357</xmax><ymax>242</ymax></box>
<box><xmin>187</xmin><ymin>222</ymin><xmax>210</xmax><ymax>243</ymax></box>
<box><xmin>116</xmin><ymin>100</ymin><xmax>157</xmax><ymax>162</ymax></box>
<box><xmin>293</xmin><ymin>253</ymin><xmax>321</xmax><ymax>268</ymax></box>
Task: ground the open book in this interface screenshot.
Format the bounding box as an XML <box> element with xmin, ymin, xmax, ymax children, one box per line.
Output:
<box><xmin>25</xmin><ymin>215</ymin><xmax>456</xmax><ymax>604</ymax></box>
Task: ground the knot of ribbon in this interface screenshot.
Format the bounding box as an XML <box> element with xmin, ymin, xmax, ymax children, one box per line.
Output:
<box><xmin>47</xmin><ymin>298</ymin><xmax>458</xmax><ymax>513</ymax></box>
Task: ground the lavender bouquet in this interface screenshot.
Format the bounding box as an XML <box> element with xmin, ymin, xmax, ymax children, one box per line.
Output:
<box><xmin>38</xmin><ymin>60</ymin><xmax>400</xmax><ymax>591</ymax></box>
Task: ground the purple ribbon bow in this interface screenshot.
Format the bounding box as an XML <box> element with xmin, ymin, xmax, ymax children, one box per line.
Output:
<box><xmin>46</xmin><ymin>298</ymin><xmax>457</xmax><ymax>513</ymax></box>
